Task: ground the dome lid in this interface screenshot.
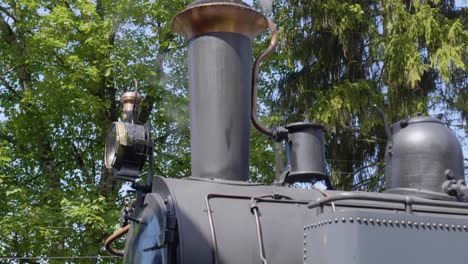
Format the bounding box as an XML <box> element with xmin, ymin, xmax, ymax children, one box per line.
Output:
<box><xmin>391</xmin><ymin>114</ymin><xmax>444</xmax><ymax>133</ymax></box>
<box><xmin>404</xmin><ymin>115</ymin><xmax>444</xmax><ymax>125</ymax></box>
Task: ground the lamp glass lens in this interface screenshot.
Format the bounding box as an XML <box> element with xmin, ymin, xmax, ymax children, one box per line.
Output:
<box><xmin>105</xmin><ymin>124</ymin><xmax>117</xmax><ymax>168</ymax></box>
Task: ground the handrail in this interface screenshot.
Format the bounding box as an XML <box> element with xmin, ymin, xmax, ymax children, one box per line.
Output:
<box><xmin>307</xmin><ymin>192</ymin><xmax>468</xmax><ymax>214</ymax></box>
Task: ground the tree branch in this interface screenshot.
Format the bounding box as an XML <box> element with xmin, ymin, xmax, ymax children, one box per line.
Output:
<box><xmin>0</xmin><ymin>12</ymin><xmax>16</xmax><ymax>44</ymax></box>
<box><xmin>0</xmin><ymin>5</ymin><xmax>17</xmax><ymax>22</ymax></box>
<box><xmin>71</xmin><ymin>141</ymin><xmax>91</xmax><ymax>182</ymax></box>
<box><xmin>0</xmin><ymin>130</ymin><xmax>15</xmax><ymax>144</ymax></box>
<box><xmin>0</xmin><ymin>76</ymin><xmax>20</xmax><ymax>100</ymax></box>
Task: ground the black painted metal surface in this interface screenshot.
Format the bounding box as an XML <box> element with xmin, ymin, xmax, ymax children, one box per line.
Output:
<box><xmin>123</xmin><ymin>177</ymin><xmax>468</xmax><ymax>264</ymax></box>
<box><xmin>305</xmin><ymin>210</ymin><xmax>468</xmax><ymax>264</ymax></box>
<box><xmin>123</xmin><ymin>193</ymin><xmax>167</xmax><ymax>263</ymax></box>
<box><xmin>384</xmin><ymin>115</ymin><xmax>464</xmax><ymax>193</ymax></box>
<box><xmin>188</xmin><ymin>32</ymin><xmax>252</xmax><ymax>181</ymax></box>
<box><xmin>124</xmin><ymin>176</ymin><xmax>326</xmax><ymax>263</ymax></box>
<box><xmin>105</xmin><ymin>122</ymin><xmax>151</xmax><ymax>181</ymax></box>
<box><xmin>285</xmin><ymin>122</ymin><xmax>327</xmax><ymax>183</ymax></box>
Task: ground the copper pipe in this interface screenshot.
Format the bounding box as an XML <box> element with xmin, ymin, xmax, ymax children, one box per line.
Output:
<box><xmin>105</xmin><ymin>224</ymin><xmax>130</xmax><ymax>257</ymax></box>
<box><xmin>251</xmin><ymin>18</ymin><xmax>278</xmax><ymax>138</ymax></box>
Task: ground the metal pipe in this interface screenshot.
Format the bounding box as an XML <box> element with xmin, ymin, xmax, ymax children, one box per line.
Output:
<box><xmin>252</xmin><ymin>205</ymin><xmax>268</xmax><ymax>264</ymax></box>
<box><xmin>104</xmin><ymin>224</ymin><xmax>130</xmax><ymax>257</ymax></box>
<box><xmin>251</xmin><ymin>18</ymin><xmax>278</xmax><ymax>139</ymax></box>
<box><xmin>373</xmin><ymin>105</ymin><xmax>393</xmax><ymax>142</ymax></box>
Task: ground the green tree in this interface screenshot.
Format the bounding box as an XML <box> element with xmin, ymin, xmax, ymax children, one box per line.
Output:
<box><xmin>0</xmin><ymin>0</ymin><xmax>188</xmax><ymax>262</ymax></box>
<box><xmin>259</xmin><ymin>0</ymin><xmax>467</xmax><ymax>190</ymax></box>
<box><xmin>1</xmin><ymin>0</ymin><xmax>466</xmax><ymax>262</ymax></box>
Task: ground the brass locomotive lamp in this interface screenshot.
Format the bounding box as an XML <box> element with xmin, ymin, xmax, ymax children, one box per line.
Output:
<box><xmin>104</xmin><ymin>90</ymin><xmax>153</xmax><ymax>182</ymax></box>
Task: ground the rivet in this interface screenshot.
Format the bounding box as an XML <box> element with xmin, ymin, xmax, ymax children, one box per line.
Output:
<box><xmin>408</xmin><ymin>221</ymin><xmax>412</xmax><ymax>226</ymax></box>
<box><xmin>363</xmin><ymin>218</ymin><xmax>367</xmax><ymax>223</ymax></box>
<box><xmin>349</xmin><ymin>217</ymin><xmax>354</xmax><ymax>222</ymax></box>
<box><xmin>382</xmin><ymin>220</ymin><xmax>386</xmax><ymax>224</ymax></box>
<box><xmin>457</xmin><ymin>225</ymin><xmax>461</xmax><ymax>230</ymax></box>
<box><xmin>388</xmin><ymin>220</ymin><xmax>392</xmax><ymax>225</ymax></box>
<box><xmin>439</xmin><ymin>224</ymin><xmax>443</xmax><ymax>228</ymax></box>
<box><xmin>433</xmin><ymin>223</ymin><xmax>437</xmax><ymax>227</ymax></box>
<box><xmin>370</xmin><ymin>218</ymin><xmax>374</xmax><ymax>223</ymax></box>
<box><xmin>451</xmin><ymin>225</ymin><xmax>455</xmax><ymax>229</ymax></box>
<box><xmin>357</xmin><ymin>217</ymin><xmax>361</xmax><ymax>222</ymax></box>
<box><xmin>445</xmin><ymin>224</ymin><xmax>449</xmax><ymax>228</ymax></box>
<box><xmin>376</xmin><ymin>219</ymin><xmax>380</xmax><ymax>224</ymax></box>
<box><xmin>420</xmin><ymin>222</ymin><xmax>424</xmax><ymax>227</ymax></box>
<box><xmin>329</xmin><ymin>219</ymin><xmax>332</xmax><ymax>224</ymax></box>
<box><xmin>414</xmin><ymin>222</ymin><xmax>418</xmax><ymax>227</ymax></box>
<box><xmin>463</xmin><ymin>225</ymin><xmax>467</xmax><ymax>230</ymax></box>
<box><xmin>335</xmin><ymin>218</ymin><xmax>338</xmax><ymax>223</ymax></box>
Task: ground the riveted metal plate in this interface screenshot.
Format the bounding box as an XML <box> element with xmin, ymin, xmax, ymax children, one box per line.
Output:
<box><xmin>304</xmin><ymin>211</ymin><xmax>468</xmax><ymax>264</ymax></box>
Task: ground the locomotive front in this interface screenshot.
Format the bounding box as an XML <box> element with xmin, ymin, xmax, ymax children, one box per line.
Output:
<box><xmin>103</xmin><ymin>1</ymin><xmax>468</xmax><ymax>263</ymax></box>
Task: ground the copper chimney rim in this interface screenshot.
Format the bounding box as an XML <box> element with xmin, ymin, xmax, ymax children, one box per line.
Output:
<box><xmin>172</xmin><ymin>2</ymin><xmax>268</xmax><ymax>40</ymax></box>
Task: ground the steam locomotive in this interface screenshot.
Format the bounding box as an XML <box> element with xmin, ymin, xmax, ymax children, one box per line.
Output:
<box><xmin>103</xmin><ymin>1</ymin><xmax>468</xmax><ymax>263</ymax></box>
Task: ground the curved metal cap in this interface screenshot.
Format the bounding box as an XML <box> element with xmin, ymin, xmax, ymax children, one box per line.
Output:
<box><xmin>391</xmin><ymin>114</ymin><xmax>444</xmax><ymax>134</ymax></box>
<box><xmin>405</xmin><ymin>115</ymin><xmax>444</xmax><ymax>125</ymax></box>
<box><xmin>286</xmin><ymin>121</ymin><xmax>326</xmax><ymax>132</ymax></box>
<box><xmin>172</xmin><ymin>2</ymin><xmax>268</xmax><ymax>40</ymax></box>
<box><xmin>121</xmin><ymin>91</ymin><xmax>142</xmax><ymax>112</ymax></box>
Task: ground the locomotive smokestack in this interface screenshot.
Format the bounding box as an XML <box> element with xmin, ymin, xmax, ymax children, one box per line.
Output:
<box><xmin>173</xmin><ymin>1</ymin><xmax>267</xmax><ymax>181</ymax></box>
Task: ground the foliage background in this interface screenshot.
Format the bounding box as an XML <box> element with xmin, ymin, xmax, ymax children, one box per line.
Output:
<box><xmin>0</xmin><ymin>0</ymin><xmax>466</xmax><ymax>262</ymax></box>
